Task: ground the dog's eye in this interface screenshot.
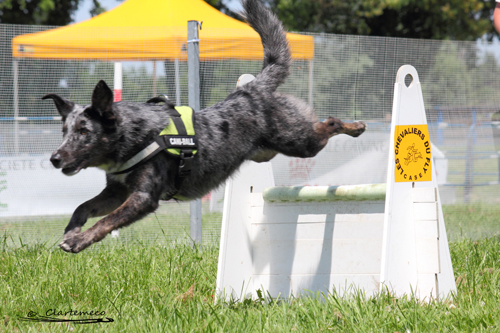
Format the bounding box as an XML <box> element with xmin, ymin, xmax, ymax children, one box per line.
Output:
<box><xmin>79</xmin><ymin>128</ymin><xmax>88</xmax><ymax>135</ymax></box>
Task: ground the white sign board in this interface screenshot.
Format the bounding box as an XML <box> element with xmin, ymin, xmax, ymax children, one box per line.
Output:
<box><xmin>380</xmin><ymin>65</ymin><xmax>456</xmax><ymax>298</ymax></box>
<box><xmin>0</xmin><ymin>154</ymin><xmax>105</xmax><ymax>217</ymax></box>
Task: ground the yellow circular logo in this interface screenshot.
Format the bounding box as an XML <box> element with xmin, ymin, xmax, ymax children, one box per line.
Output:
<box><xmin>394</xmin><ymin>125</ymin><xmax>432</xmax><ymax>182</ymax></box>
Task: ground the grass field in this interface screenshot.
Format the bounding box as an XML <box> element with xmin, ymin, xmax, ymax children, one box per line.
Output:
<box><xmin>0</xmin><ymin>204</ymin><xmax>499</xmax><ymax>332</ymax></box>
<box><xmin>0</xmin><ymin>238</ymin><xmax>499</xmax><ymax>332</ymax></box>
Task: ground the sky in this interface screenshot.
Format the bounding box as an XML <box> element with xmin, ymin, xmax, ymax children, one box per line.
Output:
<box><xmin>73</xmin><ymin>0</ymin><xmax>123</xmax><ymax>23</ymax></box>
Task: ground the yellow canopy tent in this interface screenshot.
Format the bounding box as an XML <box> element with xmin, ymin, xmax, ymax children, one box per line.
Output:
<box><xmin>10</xmin><ymin>0</ymin><xmax>315</xmax><ymax>134</ymax></box>
<box><xmin>11</xmin><ymin>0</ymin><xmax>314</xmax><ymax>61</ymax></box>
<box><xmin>11</xmin><ymin>0</ymin><xmax>315</xmax><ymax>115</ymax></box>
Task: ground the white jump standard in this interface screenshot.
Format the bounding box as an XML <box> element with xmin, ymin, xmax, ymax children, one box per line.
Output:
<box><xmin>216</xmin><ymin>65</ymin><xmax>456</xmax><ymax>301</ymax></box>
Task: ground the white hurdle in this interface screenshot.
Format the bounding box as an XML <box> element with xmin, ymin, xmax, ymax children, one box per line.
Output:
<box><xmin>216</xmin><ymin>65</ymin><xmax>456</xmax><ymax>301</ymax></box>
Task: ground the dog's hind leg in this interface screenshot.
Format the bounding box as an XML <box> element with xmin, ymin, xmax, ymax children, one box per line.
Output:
<box><xmin>315</xmin><ymin>117</ymin><xmax>367</xmax><ymax>140</ymax></box>
<box><xmin>62</xmin><ymin>179</ymin><xmax>129</xmax><ymax>242</ymax></box>
<box><xmin>251</xmin><ymin>118</ymin><xmax>366</xmax><ymax>162</ymax></box>
<box><xmin>305</xmin><ymin>117</ymin><xmax>366</xmax><ymax>154</ymax></box>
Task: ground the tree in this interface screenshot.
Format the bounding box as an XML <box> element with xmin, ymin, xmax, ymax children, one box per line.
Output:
<box><xmin>0</xmin><ymin>0</ymin><xmax>82</xmax><ymax>25</ymax></box>
<box><xmin>269</xmin><ymin>0</ymin><xmax>497</xmax><ymax>41</ymax></box>
<box><xmin>89</xmin><ymin>0</ymin><xmax>106</xmax><ymax>18</ymax></box>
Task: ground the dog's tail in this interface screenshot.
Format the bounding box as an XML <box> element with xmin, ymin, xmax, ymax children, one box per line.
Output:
<box><xmin>241</xmin><ymin>0</ymin><xmax>291</xmax><ymax>92</ymax></box>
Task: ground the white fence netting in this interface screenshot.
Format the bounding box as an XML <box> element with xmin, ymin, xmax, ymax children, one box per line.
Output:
<box><xmin>1</xmin><ymin>24</ymin><xmax>499</xmax><ymax>245</ymax></box>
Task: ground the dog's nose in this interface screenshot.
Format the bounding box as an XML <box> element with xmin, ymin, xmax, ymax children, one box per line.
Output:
<box><xmin>50</xmin><ymin>153</ymin><xmax>62</xmax><ymax>168</ymax></box>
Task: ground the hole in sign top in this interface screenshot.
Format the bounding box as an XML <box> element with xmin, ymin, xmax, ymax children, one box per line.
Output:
<box><xmin>404</xmin><ymin>74</ymin><xmax>413</xmax><ymax>88</ymax></box>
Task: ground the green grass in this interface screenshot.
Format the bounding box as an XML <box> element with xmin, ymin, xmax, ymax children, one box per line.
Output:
<box><xmin>0</xmin><ymin>204</ymin><xmax>499</xmax><ymax>332</ymax></box>
<box><xmin>443</xmin><ymin>204</ymin><xmax>500</xmax><ymax>241</ymax></box>
<box><xmin>0</xmin><ymin>238</ymin><xmax>500</xmax><ymax>332</ymax></box>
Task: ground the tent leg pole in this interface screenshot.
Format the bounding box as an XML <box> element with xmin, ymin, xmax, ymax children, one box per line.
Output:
<box><xmin>153</xmin><ymin>61</ymin><xmax>157</xmax><ymax>96</ymax></box>
<box><xmin>113</xmin><ymin>62</ymin><xmax>123</xmax><ymax>102</ymax></box>
<box><xmin>188</xmin><ymin>21</ymin><xmax>202</xmax><ymax>250</ymax></box>
<box><xmin>308</xmin><ymin>59</ymin><xmax>314</xmax><ymax>108</ymax></box>
<box><xmin>175</xmin><ymin>59</ymin><xmax>181</xmax><ymax>106</ymax></box>
<box><xmin>111</xmin><ymin>62</ymin><xmax>122</xmax><ymax>239</ymax></box>
<box><xmin>13</xmin><ymin>59</ymin><xmax>19</xmax><ymax>155</ymax></box>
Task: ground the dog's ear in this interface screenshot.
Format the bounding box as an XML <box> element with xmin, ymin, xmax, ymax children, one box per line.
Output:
<box><xmin>42</xmin><ymin>94</ymin><xmax>75</xmax><ymax>120</ymax></box>
<box><xmin>91</xmin><ymin>80</ymin><xmax>115</xmax><ymax>122</ymax></box>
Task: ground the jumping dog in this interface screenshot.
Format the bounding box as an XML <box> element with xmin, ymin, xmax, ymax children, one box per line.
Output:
<box><xmin>44</xmin><ymin>0</ymin><xmax>366</xmax><ymax>253</ymax></box>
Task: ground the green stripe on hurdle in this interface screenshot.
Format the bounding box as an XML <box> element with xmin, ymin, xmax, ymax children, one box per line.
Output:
<box><xmin>262</xmin><ymin>183</ymin><xmax>387</xmax><ymax>203</ymax></box>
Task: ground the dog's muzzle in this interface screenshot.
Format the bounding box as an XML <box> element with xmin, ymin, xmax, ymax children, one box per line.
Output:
<box><xmin>50</xmin><ymin>153</ymin><xmax>63</xmax><ymax>168</ymax></box>
<box><xmin>50</xmin><ymin>152</ymin><xmax>82</xmax><ymax>176</ymax></box>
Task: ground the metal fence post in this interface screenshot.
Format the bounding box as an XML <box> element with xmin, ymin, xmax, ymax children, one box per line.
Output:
<box><xmin>175</xmin><ymin>58</ymin><xmax>181</xmax><ymax>106</ymax></box>
<box><xmin>436</xmin><ymin>106</ymin><xmax>443</xmax><ymax>146</ymax></box>
<box><xmin>464</xmin><ymin>124</ymin><xmax>475</xmax><ymax>204</ymax></box>
<box><xmin>13</xmin><ymin>59</ymin><xmax>19</xmax><ymax>155</ymax></box>
<box><xmin>188</xmin><ymin>20</ymin><xmax>202</xmax><ymax>249</ymax></box>
<box><xmin>308</xmin><ymin>59</ymin><xmax>314</xmax><ymax>108</ymax></box>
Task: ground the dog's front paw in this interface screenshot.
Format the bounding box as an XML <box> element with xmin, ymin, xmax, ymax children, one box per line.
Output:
<box><xmin>63</xmin><ymin>227</ymin><xmax>81</xmax><ymax>241</ymax></box>
<box><xmin>59</xmin><ymin>231</ymin><xmax>94</xmax><ymax>253</ymax></box>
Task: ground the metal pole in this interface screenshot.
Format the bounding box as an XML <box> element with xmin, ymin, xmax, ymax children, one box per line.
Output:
<box><xmin>464</xmin><ymin>124</ymin><xmax>475</xmax><ymax>204</ymax></box>
<box><xmin>113</xmin><ymin>62</ymin><xmax>123</xmax><ymax>102</ymax></box>
<box><xmin>436</xmin><ymin>106</ymin><xmax>443</xmax><ymax>146</ymax></box>
<box><xmin>175</xmin><ymin>58</ymin><xmax>181</xmax><ymax>106</ymax></box>
<box><xmin>308</xmin><ymin>59</ymin><xmax>314</xmax><ymax>108</ymax></box>
<box><xmin>188</xmin><ymin>20</ymin><xmax>202</xmax><ymax>248</ymax></box>
<box><xmin>152</xmin><ymin>61</ymin><xmax>157</xmax><ymax>97</ymax></box>
<box><xmin>13</xmin><ymin>59</ymin><xmax>19</xmax><ymax>155</ymax></box>
<box><xmin>111</xmin><ymin>62</ymin><xmax>122</xmax><ymax>238</ymax></box>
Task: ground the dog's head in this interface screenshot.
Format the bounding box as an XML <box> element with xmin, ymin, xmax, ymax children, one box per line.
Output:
<box><xmin>44</xmin><ymin>80</ymin><xmax>117</xmax><ymax>176</ymax></box>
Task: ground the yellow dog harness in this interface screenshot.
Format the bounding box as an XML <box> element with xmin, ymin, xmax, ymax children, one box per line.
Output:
<box><xmin>110</xmin><ymin>105</ymin><xmax>198</xmax><ymax>181</ymax></box>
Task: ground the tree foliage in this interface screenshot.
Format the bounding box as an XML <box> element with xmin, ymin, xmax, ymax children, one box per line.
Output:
<box><xmin>0</xmin><ymin>0</ymin><xmax>111</xmax><ymax>25</ymax></box>
<box><xmin>269</xmin><ymin>0</ymin><xmax>497</xmax><ymax>41</ymax></box>
<box><xmin>89</xmin><ymin>0</ymin><xmax>106</xmax><ymax>18</ymax></box>
<box><xmin>0</xmin><ymin>0</ymin><xmax>81</xmax><ymax>25</ymax></box>
<box><xmin>0</xmin><ymin>0</ymin><xmax>496</xmax><ymax>41</ymax></box>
